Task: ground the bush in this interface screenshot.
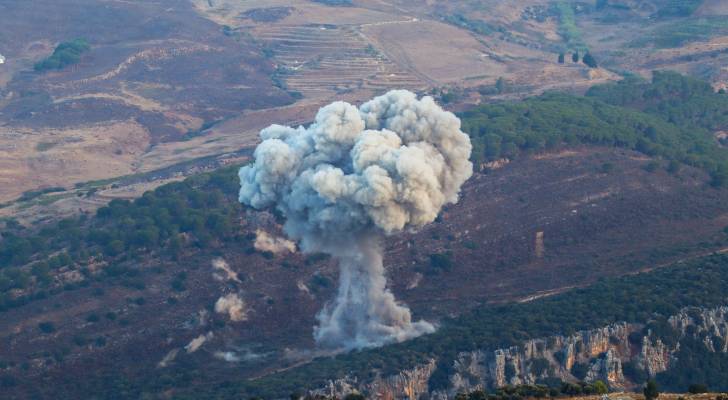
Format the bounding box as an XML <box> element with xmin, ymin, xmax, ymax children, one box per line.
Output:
<box><xmin>38</xmin><ymin>321</ymin><xmax>56</xmax><ymax>334</ymax></box>
<box><xmin>644</xmin><ymin>160</ymin><xmax>660</xmax><ymax>172</ymax></box>
<box><xmin>688</xmin><ymin>383</ymin><xmax>708</xmax><ymax>393</ymax></box>
<box><xmin>0</xmin><ymin>375</ymin><xmax>17</xmax><ymax>388</ymax></box>
<box><xmin>530</xmin><ymin>358</ymin><xmax>550</xmax><ymax>376</ymax></box>
<box><xmin>644</xmin><ymin>379</ymin><xmax>659</xmax><ymax>400</ymax></box>
<box><xmin>570</xmin><ymin>362</ymin><xmax>589</xmax><ymax>380</ymax></box>
<box><xmin>429</xmin><ymin>253</ymin><xmax>453</xmax><ymax>271</ymax></box>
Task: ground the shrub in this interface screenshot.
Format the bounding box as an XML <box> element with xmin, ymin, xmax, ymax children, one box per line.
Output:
<box><xmin>38</xmin><ymin>321</ymin><xmax>56</xmax><ymax>334</ymax></box>
<box><xmin>688</xmin><ymin>383</ymin><xmax>708</xmax><ymax>393</ymax></box>
<box><xmin>644</xmin><ymin>379</ymin><xmax>659</xmax><ymax>400</ymax></box>
<box><xmin>429</xmin><ymin>253</ymin><xmax>453</xmax><ymax>271</ymax></box>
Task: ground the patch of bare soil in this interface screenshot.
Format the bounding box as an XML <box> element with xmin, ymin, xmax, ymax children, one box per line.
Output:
<box><xmin>0</xmin><ymin>121</ymin><xmax>150</xmax><ymax>203</ymax></box>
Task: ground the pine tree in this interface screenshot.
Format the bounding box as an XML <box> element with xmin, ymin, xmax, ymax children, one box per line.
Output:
<box><xmin>558</xmin><ymin>53</ymin><xmax>565</xmax><ymax>63</ymax></box>
<box><xmin>572</xmin><ymin>51</ymin><xmax>580</xmax><ymax>63</ymax></box>
<box><xmin>644</xmin><ymin>380</ymin><xmax>659</xmax><ymax>400</ymax></box>
<box><xmin>583</xmin><ymin>52</ymin><xmax>598</xmax><ymax>68</ymax></box>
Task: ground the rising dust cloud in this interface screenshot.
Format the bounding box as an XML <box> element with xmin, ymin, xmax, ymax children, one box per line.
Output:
<box><xmin>239</xmin><ymin>90</ymin><xmax>472</xmax><ymax>350</ymax></box>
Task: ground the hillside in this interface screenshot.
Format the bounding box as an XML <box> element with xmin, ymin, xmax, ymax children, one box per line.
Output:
<box><xmin>1</xmin><ymin>76</ymin><xmax>728</xmax><ymax>398</ymax></box>
<box><xmin>2</xmin><ymin>0</ymin><xmax>727</xmax><ymax>210</ymax></box>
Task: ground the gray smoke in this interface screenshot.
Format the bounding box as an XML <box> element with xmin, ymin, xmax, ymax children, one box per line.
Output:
<box><xmin>238</xmin><ymin>90</ymin><xmax>472</xmax><ymax>350</ymax></box>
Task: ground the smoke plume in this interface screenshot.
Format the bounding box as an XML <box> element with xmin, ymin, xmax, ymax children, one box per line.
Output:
<box><xmin>254</xmin><ymin>229</ymin><xmax>296</xmax><ymax>254</ymax></box>
<box><xmin>215</xmin><ymin>293</ymin><xmax>248</xmax><ymax>322</ymax></box>
<box><xmin>212</xmin><ymin>258</ymin><xmax>241</xmax><ymax>283</ymax></box>
<box><xmin>185</xmin><ymin>332</ymin><xmax>213</xmax><ymax>353</ymax></box>
<box><xmin>238</xmin><ymin>90</ymin><xmax>472</xmax><ymax>350</ymax></box>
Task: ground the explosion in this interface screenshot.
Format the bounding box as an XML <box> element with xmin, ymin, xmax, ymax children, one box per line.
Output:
<box><xmin>239</xmin><ymin>90</ymin><xmax>472</xmax><ymax>350</ymax></box>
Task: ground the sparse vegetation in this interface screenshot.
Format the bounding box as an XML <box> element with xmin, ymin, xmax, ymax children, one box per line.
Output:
<box><xmin>309</xmin><ymin>0</ymin><xmax>352</xmax><ymax>6</ymax></box>
<box><xmin>17</xmin><ymin>187</ymin><xmax>66</xmax><ymax>202</ymax></box>
<box><xmin>655</xmin><ymin>1</ymin><xmax>704</xmax><ymax>18</ymax></box>
<box><xmin>633</xmin><ymin>17</ymin><xmax>728</xmax><ymax>48</ymax></box>
<box><xmin>0</xmin><ymin>165</ymin><xmax>244</xmax><ymax>311</ymax></box>
<box><xmin>443</xmin><ymin>14</ymin><xmax>495</xmax><ymax>36</ymax></box>
<box><xmin>554</xmin><ymin>2</ymin><xmax>585</xmax><ymax>50</ymax></box>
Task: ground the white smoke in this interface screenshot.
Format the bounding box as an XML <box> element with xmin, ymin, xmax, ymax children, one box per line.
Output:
<box><xmin>185</xmin><ymin>332</ymin><xmax>213</xmax><ymax>353</ymax></box>
<box><xmin>215</xmin><ymin>293</ymin><xmax>248</xmax><ymax>322</ymax></box>
<box><xmin>238</xmin><ymin>90</ymin><xmax>472</xmax><ymax>350</ymax></box>
<box><xmin>214</xmin><ymin>351</ymin><xmax>242</xmax><ymax>362</ymax></box>
<box><xmin>254</xmin><ymin>229</ymin><xmax>296</xmax><ymax>254</ymax></box>
<box><xmin>157</xmin><ymin>348</ymin><xmax>180</xmax><ymax>368</ymax></box>
<box><xmin>212</xmin><ymin>258</ymin><xmax>241</xmax><ymax>283</ymax></box>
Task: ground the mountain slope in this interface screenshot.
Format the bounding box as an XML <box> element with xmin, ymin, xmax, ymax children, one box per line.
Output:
<box><xmin>1</xmin><ymin>76</ymin><xmax>728</xmax><ymax>399</ymax></box>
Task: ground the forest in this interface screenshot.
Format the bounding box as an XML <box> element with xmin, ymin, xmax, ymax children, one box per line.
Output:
<box><xmin>463</xmin><ymin>71</ymin><xmax>728</xmax><ymax>186</ymax></box>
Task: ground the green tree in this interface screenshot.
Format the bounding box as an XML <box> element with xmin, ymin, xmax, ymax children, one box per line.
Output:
<box><xmin>429</xmin><ymin>253</ymin><xmax>453</xmax><ymax>271</ymax></box>
<box><xmin>583</xmin><ymin>52</ymin><xmax>598</xmax><ymax>68</ymax></box>
<box><xmin>38</xmin><ymin>321</ymin><xmax>56</xmax><ymax>334</ymax></box>
<box><xmin>470</xmin><ymin>139</ymin><xmax>485</xmax><ymax>168</ymax></box>
<box><xmin>105</xmin><ymin>240</ymin><xmax>125</xmax><ymax>256</ymax></box>
<box><xmin>667</xmin><ymin>160</ymin><xmax>681</xmax><ymax>174</ymax></box>
<box><xmin>572</xmin><ymin>51</ymin><xmax>580</xmax><ymax>63</ymax></box>
<box><xmin>593</xmin><ymin>380</ymin><xmax>608</xmax><ymax>394</ymax></box>
<box><xmin>688</xmin><ymin>383</ymin><xmax>708</xmax><ymax>394</ymax></box>
<box><xmin>496</xmin><ymin>77</ymin><xmax>507</xmax><ymax>94</ymax></box>
<box><xmin>484</xmin><ymin>134</ymin><xmax>502</xmax><ymax>160</ymax></box>
<box><xmin>558</xmin><ymin>53</ymin><xmax>565</xmax><ymax>64</ymax></box>
<box><xmin>644</xmin><ymin>379</ymin><xmax>659</xmax><ymax>400</ymax></box>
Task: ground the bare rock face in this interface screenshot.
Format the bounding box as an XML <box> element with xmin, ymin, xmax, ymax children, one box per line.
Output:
<box><xmin>368</xmin><ymin>359</ymin><xmax>437</xmax><ymax>400</ymax></box>
<box><xmin>585</xmin><ymin>349</ymin><xmax>624</xmax><ymax>389</ymax></box>
<box><xmin>313</xmin><ymin>306</ymin><xmax>728</xmax><ymax>399</ymax></box>
<box><xmin>638</xmin><ymin>336</ymin><xmax>670</xmax><ymax>377</ymax></box>
<box><xmin>313</xmin><ymin>359</ymin><xmax>437</xmax><ymax>400</ymax></box>
<box><xmin>447</xmin><ymin>322</ymin><xmax>633</xmax><ymax>394</ymax></box>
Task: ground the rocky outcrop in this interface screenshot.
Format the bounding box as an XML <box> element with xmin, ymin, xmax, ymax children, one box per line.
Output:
<box><xmin>313</xmin><ymin>359</ymin><xmax>437</xmax><ymax>400</ymax></box>
<box><xmin>369</xmin><ymin>359</ymin><xmax>437</xmax><ymax>400</ymax></box>
<box><xmin>446</xmin><ymin>322</ymin><xmax>633</xmax><ymax>395</ymax></box>
<box><xmin>638</xmin><ymin>336</ymin><xmax>670</xmax><ymax>377</ymax></box>
<box><xmin>313</xmin><ymin>306</ymin><xmax>728</xmax><ymax>399</ymax></box>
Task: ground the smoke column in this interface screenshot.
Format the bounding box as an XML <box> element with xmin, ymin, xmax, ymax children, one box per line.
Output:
<box><xmin>239</xmin><ymin>90</ymin><xmax>472</xmax><ymax>350</ymax></box>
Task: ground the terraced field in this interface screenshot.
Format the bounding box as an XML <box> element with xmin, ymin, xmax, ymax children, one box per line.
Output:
<box><xmin>254</xmin><ymin>24</ymin><xmax>426</xmax><ymax>98</ymax></box>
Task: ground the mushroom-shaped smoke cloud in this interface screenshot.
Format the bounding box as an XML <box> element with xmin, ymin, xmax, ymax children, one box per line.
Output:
<box><xmin>239</xmin><ymin>90</ymin><xmax>473</xmax><ymax>350</ymax></box>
